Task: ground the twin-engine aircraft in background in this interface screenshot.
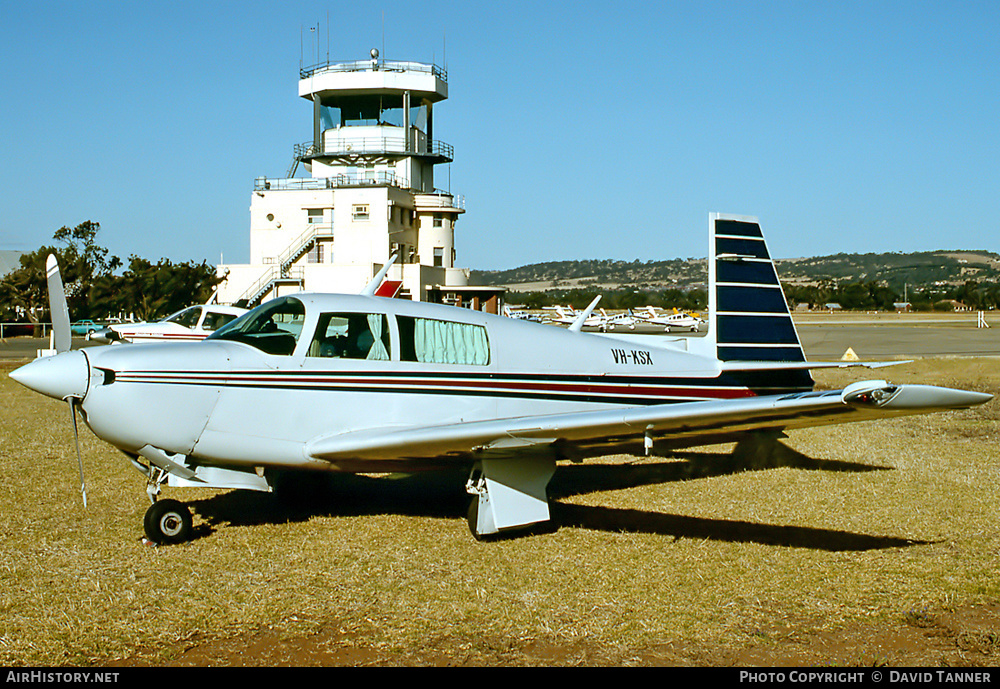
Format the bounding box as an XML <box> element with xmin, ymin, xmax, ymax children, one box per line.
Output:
<box><xmin>10</xmin><ymin>214</ymin><xmax>992</xmax><ymax>543</ymax></box>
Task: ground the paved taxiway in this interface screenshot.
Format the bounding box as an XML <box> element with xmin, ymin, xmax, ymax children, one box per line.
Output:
<box><xmin>792</xmin><ymin>312</ymin><xmax>998</xmax><ymax>360</ymax></box>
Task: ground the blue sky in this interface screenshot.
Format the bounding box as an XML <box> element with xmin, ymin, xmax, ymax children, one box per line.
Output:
<box><xmin>1</xmin><ymin>1</ymin><xmax>998</xmax><ymax>270</ymax></box>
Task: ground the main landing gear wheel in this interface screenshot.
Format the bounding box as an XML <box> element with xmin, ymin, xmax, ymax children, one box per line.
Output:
<box><xmin>143</xmin><ymin>499</ymin><xmax>193</xmax><ymax>544</ymax></box>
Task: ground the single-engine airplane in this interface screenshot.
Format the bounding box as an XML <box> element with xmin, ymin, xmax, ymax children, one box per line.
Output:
<box><xmin>87</xmin><ymin>299</ymin><xmax>246</xmax><ymax>345</ymax></box>
<box><xmin>638</xmin><ymin>306</ymin><xmax>706</xmax><ymax>332</ymax></box>
<box><xmin>10</xmin><ymin>214</ymin><xmax>993</xmax><ymax>543</ymax></box>
<box><xmin>598</xmin><ymin>308</ymin><xmax>639</xmax><ymax>331</ymax></box>
<box><xmin>542</xmin><ymin>305</ymin><xmax>593</xmax><ymax>327</ymax></box>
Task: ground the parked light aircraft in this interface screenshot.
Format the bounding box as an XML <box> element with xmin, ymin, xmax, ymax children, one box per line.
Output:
<box><xmin>10</xmin><ymin>214</ymin><xmax>992</xmax><ymax>543</ymax></box>
<box><xmin>88</xmin><ymin>302</ymin><xmax>247</xmax><ymax>344</ymax></box>
<box><xmin>599</xmin><ymin>308</ymin><xmax>639</xmax><ymax>331</ymax></box>
<box><xmin>638</xmin><ymin>306</ymin><xmax>705</xmax><ymax>332</ymax></box>
<box><xmin>542</xmin><ymin>305</ymin><xmax>590</xmax><ymax>327</ymax></box>
<box><xmin>543</xmin><ymin>304</ymin><xmax>615</xmax><ymax>330</ymax></box>
<box><xmin>502</xmin><ymin>305</ymin><xmax>542</xmax><ymax>322</ymax></box>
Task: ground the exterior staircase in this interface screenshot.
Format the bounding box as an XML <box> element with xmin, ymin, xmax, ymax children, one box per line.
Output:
<box><xmin>236</xmin><ymin>224</ymin><xmax>333</xmax><ymax>307</ymax></box>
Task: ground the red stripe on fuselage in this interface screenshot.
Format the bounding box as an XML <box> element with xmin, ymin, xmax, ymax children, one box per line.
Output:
<box><xmin>112</xmin><ymin>370</ymin><xmax>759</xmax><ymax>401</ymax></box>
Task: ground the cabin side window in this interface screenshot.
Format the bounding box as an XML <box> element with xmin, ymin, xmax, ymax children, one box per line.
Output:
<box><xmin>164</xmin><ymin>307</ymin><xmax>202</xmax><ymax>328</ymax></box>
<box><xmin>203</xmin><ymin>312</ymin><xmax>239</xmax><ymax>331</ymax></box>
<box><xmin>307</xmin><ymin>313</ymin><xmax>390</xmax><ymax>360</ymax></box>
<box><xmin>396</xmin><ymin>316</ymin><xmax>490</xmax><ymax>366</ymax></box>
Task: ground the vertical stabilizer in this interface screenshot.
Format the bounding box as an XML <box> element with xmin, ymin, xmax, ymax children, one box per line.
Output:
<box><xmin>705</xmin><ymin>213</ymin><xmax>805</xmax><ymax>362</ymax></box>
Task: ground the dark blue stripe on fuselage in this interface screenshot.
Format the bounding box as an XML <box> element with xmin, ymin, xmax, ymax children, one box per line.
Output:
<box><xmin>111</xmin><ymin>368</ymin><xmax>815</xmax><ymax>402</ymax></box>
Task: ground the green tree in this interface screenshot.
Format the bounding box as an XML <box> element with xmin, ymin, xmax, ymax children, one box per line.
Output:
<box><xmin>107</xmin><ymin>256</ymin><xmax>223</xmax><ymax>322</ymax></box>
<box><xmin>0</xmin><ymin>221</ymin><xmax>123</xmax><ymax>325</ymax></box>
<box><xmin>1</xmin><ymin>221</ymin><xmax>223</xmax><ymax>326</ymax></box>
<box><xmin>0</xmin><ymin>245</ymin><xmax>74</xmax><ymax>326</ymax></box>
<box><xmin>53</xmin><ymin>220</ymin><xmax>121</xmax><ymax>277</ymax></box>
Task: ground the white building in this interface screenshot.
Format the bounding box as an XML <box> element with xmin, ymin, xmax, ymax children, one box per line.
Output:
<box><xmin>217</xmin><ymin>51</ymin><xmax>502</xmax><ymax>312</ymax></box>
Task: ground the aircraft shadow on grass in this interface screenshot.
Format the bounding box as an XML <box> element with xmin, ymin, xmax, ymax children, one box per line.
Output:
<box><xmin>189</xmin><ymin>443</ymin><xmax>922</xmax><ymax>552</ymax></box>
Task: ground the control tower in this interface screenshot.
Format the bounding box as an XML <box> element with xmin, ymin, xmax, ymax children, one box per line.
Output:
<box><xmin>217</xmin><ymin>50</ymin><xmax>501</xmax><ymax>311</ymax></box>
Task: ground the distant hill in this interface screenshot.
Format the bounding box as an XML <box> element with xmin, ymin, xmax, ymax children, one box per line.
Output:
<box><xmin>471</xmin><ymin>250</ymin><xmax>1000</xmax><ymax>294</ymax></box>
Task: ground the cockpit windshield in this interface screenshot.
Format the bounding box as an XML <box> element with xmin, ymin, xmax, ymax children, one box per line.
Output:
<box><xmin>162</xmin><ymin>306</ymin><xmax>202</xmax><ymax>328</ymax></box>
<box><xmin>206</xmin><ymin>297</ymin><xmax>306</xmax><ymax>355</ymax></box>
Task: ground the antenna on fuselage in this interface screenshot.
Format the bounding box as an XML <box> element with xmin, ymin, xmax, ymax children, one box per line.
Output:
<box><xmin>361</xmin><ymin>254</ymin><xmax>398</xmax><ymax>295</ymax></box>
<box><xmin>569</xmin><ymin>295</ymin><xmax>601</xmax><ymax>332</ymax></box>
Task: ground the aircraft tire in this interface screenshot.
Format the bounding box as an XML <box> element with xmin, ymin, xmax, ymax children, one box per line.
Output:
<box><xmin>144</xmin><ymin>499</ymin><xmax>193</xmax><ymax>544</ymax></box>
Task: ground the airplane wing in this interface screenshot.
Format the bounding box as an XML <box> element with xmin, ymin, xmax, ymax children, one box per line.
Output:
<box><xmin>305</xmin><ymin>380</ymin><xmax>991</xmax><ymax>463</ymax></box>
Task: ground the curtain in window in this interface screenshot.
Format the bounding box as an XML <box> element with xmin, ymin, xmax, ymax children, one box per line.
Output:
<box><xmin>366</xmin><ymin>314</ymin><xmax>389</xmax><ymax>360</ymax></box>
<box><xmin>413</xmin><ymin>318</ymin><xmax>489</xmax><ymax>365</ymax></box>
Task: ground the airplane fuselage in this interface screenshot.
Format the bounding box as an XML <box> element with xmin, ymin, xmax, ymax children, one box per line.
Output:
<box><xmin>11</xmin><ymin>213</ymin><xmax>992</xmax><ymax>541</ymax></box>
<box><xmin>69</xmin><ymin>293</ymin><xmax>809</xmax><ymax>472</ymax></box>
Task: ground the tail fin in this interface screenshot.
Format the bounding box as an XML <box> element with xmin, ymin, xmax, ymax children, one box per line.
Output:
<box><xmin>705</xmin><ymin>213</ymin><xmax>805</xmax><ymax>362</ymax></box>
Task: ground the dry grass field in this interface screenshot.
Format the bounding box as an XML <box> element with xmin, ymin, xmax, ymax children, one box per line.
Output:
<box><xmin>1</xmin><ymin>356</ymin><xmax>998</xmax><ymax>667</ymax></box>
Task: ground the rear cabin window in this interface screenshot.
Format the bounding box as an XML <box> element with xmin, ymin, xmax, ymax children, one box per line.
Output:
<box><xmin>308</xmin><ymin>313</ymin><xmax>390</xmax><ymax>360</ymax></box>
<box><xmin>397</xmin><ymin>316</ymin><xmax>490</xmax><ymax>366</ymax></box>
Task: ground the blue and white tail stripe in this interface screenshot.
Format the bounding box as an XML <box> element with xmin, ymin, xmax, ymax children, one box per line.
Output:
<box><xmin>707</xmin><ymin>213</ymin><xmax>806</xmax><ymax>363</ymax></box>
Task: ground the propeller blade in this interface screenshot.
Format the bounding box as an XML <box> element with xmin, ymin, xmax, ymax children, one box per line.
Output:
<box><xmin>69</xmin><ymin>399</ymin><xmax>88</xmax><ymax>508</ymax></box>
<box><xmin>46</xmin><ymin>254</ymin><xmax>71</xmax><ymax>354</ymax></box>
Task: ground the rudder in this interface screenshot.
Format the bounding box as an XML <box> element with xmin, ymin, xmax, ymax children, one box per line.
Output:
<box><xmin>706</xmin><ymin>213</ymin><xmax>806</xmax><ymax>363</ymax></box>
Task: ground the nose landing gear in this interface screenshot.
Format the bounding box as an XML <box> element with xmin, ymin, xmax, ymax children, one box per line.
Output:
<box><xmin>143</xmin><ymin>499</ymin><xmax>193</xmax><ymax>544</ymax></box>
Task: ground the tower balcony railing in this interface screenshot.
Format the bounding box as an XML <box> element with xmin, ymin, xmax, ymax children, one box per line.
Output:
<box><xmin>300</xmin><ymin>59</ymin><xmax>447</xmax><ymax>82</ymax></box>
<box><xmin>415</xmin><ymin>191</ymin><xmax>466</xmax><ymax>211</ymax></box>
<box><xmin>254</xmin><ymin>172</ymin><xmax>411</xmax><ymax>192</ymax></box>
<box><xmin>294</xmin><ymin>137</ymin><xmax>453</xmax><ymax>161</ymax></box>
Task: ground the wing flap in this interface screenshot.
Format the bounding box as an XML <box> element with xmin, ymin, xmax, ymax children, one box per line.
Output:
<box><xmin>305</xmin><ymin>381</ymin><xmax>991</xmax><ymax>463</ymax></box>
